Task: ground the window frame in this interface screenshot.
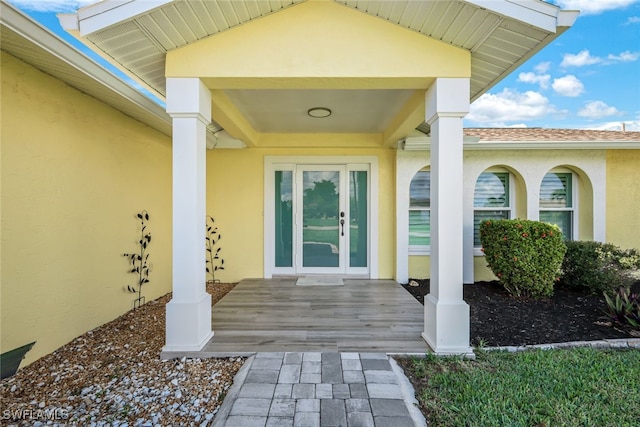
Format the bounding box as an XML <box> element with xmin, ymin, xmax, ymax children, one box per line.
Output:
<box><xmin>539</xmin><ymin>170</ymin><xmax>578</xmax><ymax>240</ymax></box>
<box><xmin>473</xmin><ymin>170</ymin><xmax>515</xmax><ymax>255</ymax></box>
<box><xmin>408</xmin><ymin>169</ymin><xmax>431</xmax><ymax>255</ymax></box>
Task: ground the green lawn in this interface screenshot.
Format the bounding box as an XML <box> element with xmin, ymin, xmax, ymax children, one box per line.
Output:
<box><xmin>401</xmin><ymin>348</ymin><xmax>640</xmax><ymax>427</ymax></box>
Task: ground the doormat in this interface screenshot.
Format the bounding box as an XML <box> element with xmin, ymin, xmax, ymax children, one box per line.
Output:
<box><xmin>296</xmin><ymin>276</ymin><xmax>344</xmax><ymax>286</ymax></box>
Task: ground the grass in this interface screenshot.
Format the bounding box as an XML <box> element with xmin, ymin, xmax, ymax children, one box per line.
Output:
<box><xmin>402</xmin><ymin>348</ymin><xmax>640</xmax><ymax>427</ymax></box>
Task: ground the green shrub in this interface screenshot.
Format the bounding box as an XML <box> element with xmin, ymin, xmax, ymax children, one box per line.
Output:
<box><xmin>560</xmin><ymin>241</ymin><xmax>640</xmax><ymax>294</ymax></box>
<box><xmin>479</xmin><ymin>219</ymin><xmax>566</xmax><ymax>299</ymax></box>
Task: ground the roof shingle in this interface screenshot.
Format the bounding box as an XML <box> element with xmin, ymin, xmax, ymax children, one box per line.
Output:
<box><xmin>464</xmin><ymin>128</ymin><xmax>640</xmax><ymax>142</ymax></box>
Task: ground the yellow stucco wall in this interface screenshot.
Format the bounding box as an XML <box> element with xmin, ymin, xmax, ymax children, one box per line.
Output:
<box><xmin>606</xmin><ymin>150</ymin><xmax>640</xmax><ymax>249</ymax></box>
<box><xmin>408</xmin><ymin>256</ymin><xmax>430</xmax><ymax>280</ymax></box>
<box><xmin>206</xmin><ymin>145</ymin><xmax>396</xmax><ymax>282</ymax></box>
<box><xmin>1</xmin><ymin>52</ymin><xmax>173</xmax><ymax>365</ymax></box>
<box><xmin>408</xmin><ymin>257</ymin><xmax>497</xmax><ymax>283</ymax></box>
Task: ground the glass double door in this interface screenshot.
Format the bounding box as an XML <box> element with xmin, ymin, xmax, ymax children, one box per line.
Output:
<box><xmin>295</xmin><ymin>165</ymin><xmax>368</xmax><ymax>275</ymax></box>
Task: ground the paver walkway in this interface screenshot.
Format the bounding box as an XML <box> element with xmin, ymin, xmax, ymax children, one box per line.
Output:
<box><xmin>212</xmin><ymin>352</ymin><xmax>427</xmax><ymax>427</ymax></box>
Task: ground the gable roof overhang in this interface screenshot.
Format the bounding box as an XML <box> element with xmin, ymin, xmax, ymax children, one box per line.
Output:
<box><xmin>58</xmin><ymin>0</ymin><xmax>578</xmax><ymax>146</ymax></box>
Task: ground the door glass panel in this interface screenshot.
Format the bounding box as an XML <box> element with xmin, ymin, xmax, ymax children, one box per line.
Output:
<box><xmin>275</xmin><ymin>171</ymin><xmax>293</xmax><ymax>267</ymax></box>
<box><xmin>302</xmin><ymin>171</ymin><xmax>340</xmax><ymax>267</ymax></box>
<box><xmin>349</xmin><ymin>171</ymin><xmax>368</xmax><ymax>267</ymax></box>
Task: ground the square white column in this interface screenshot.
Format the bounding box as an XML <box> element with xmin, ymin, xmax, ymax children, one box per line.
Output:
<box><xmin>422</xmin><ymin>78</ymin><xmax>473</xmax><ymax>356</ymax></box>
<box><xmin>163</xmin><ymin>78</ymin><xmax>213</xmax><ymax>352</ymax></box>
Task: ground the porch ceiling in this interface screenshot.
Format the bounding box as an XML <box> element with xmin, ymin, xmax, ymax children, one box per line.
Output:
<box><xmin>60</xmin><ymin>0</ymin><xmax>577</xmax><ymax>138</ymax></box>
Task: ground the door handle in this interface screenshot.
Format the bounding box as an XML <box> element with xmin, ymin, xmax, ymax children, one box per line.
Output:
<box><xmin>340</xmin><ymin>211</ymin><xmax>345</xmax><ymax>236</ymax></box>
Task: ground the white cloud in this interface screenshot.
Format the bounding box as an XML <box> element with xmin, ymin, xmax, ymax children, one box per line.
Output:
<box><xmin>552</xmin><ymin>75</ymin><xmax>585</xmax><ymax>97</ymax></box>
<box><xmin>7</xmin><ymin>0</ymin><xmax>94</xmax><ymax>12</ymax></box>
<box><xmin>534</xmin><ymin>62</ymin><xmax>552</xmax><ymax>73</ymax></box>
<box><xmin>554</xmin><ymin>0</ymin><xmax>640</xmax><ymax>15</ymax></box>
<box><xmin>467</xmin><ymin>89</ymin><xmax>561</xmax><ymax>125</ymax></box>
<box><xmin>581</xmin><ymin>120</ymin><xmax>640</xmax><ymax>131</ymax></box>
<box><xmin>607</xmin><ymin>51</ymin><xmax>640</xmax><ymax>62</ymax></box>
<box><xmin>561</xmin><ymin>50</ymin><xmax>602</xmax><ymax>67</ymax></box>
<box><xmin>577</xmin><ymin>101</ymin><xmax>622</xmax><ymax>118</ymax></box>
<box><xmin>626</xmin><ymin>16</ymin><xmax>640</xmax><ymax>24</ymax></box>
<box><xmin>518</xmin><ymin>71</ymin><xmax>551</xmax><ymax>89</ymax></box>
<box><xmin>562</xmin><ymin>49</ymin><xmax>639</xmax><ymax>67</ymax></box>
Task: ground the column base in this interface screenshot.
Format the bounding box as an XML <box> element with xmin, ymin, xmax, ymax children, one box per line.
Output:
<box><xmin>163</xmin><ymin>292</ymin><xmax>213</xmax><ymax>352</ymax></box>
<box><xmin>422</xmin><ymin>294</ymin><xmax>474</xmax><ymax>357</ymax></box>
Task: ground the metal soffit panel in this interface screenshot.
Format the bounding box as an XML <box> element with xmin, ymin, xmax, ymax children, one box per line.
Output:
<box><xmin>86</xmin><ymin>0</ymin><xmax>306</xmax><ymax>98</ymax></box>
<box><xmin>338</xmin><ymin>0</ymin><xmax>550</xmax><ymax>100</ymax></box>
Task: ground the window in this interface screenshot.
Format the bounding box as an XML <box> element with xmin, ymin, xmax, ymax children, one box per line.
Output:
<box><xmin>409</xmin><ymin>170</ymin><xmax>430</xmax><ymax>251</ymax></box>
<box><xmin>540</xmin><ymin>172</ymin><xmax>574</xmax><ymax>239</ymax></box>
<box><xmin>474</xmin><ymin>172</ymin><xmax>511</xmax><ymax>247</ymax></box>
<box><xmin>275</xmin><ymin>170</ymin><xmax>293</xmax><ymax>267</ymax></box>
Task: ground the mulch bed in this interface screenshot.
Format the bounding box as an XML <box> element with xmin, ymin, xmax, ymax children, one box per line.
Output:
<box><xmin>402</xmin><ymin>279</ymin><xmax>639</xmax><ymax>347</ymax></box>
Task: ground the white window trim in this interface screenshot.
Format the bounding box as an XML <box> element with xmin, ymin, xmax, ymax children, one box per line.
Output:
<box><xmin>473</xmin><ymin>171</ymin><xmax>515</xmax><ymax>256</ymax></box>
<box><xmin>539</xmin><ymin>170</ymin><xmax>578</xmax><ymax>240</ymax></box>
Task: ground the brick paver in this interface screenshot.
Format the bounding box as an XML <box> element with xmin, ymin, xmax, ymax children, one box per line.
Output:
<box><xmin>214</xmin><ymin>352</ymin><xmax>423</xmax><ymax>427</ymax></box>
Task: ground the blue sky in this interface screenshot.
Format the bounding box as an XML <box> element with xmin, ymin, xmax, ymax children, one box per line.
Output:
<box><xmin>8</xmin><ymin>0</ymin><xmax>640</xmax><ymax>131</ymax></box>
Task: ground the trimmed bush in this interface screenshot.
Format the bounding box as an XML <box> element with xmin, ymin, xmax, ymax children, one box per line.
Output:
<box><xmin>560</xmin><ymin>240</ymin><xmax>640</xmax><ymax>294</ymax></box>
<box><xmin>479</xmin><ymin>219</ymin><xmax>566</xmax><ymax>299</ymax></box>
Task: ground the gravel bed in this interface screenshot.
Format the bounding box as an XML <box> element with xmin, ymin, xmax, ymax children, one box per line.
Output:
<box><xmin>0</xmin><ymin>283</ymin><xmax>242</xmax><ymax>426</ymax></box>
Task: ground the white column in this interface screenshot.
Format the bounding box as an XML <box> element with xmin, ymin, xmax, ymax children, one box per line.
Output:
<box><xmin>422</xmin><ymin>78</ymin><xmax>473</xmax><ymax>356</ymax></box>
<box><xmin>527</xmin><ymin>173</ymin><xmax>541</xmax><ymax>222</ymax></box>
<box><xmin>163</xmin><ymin>78</ymin><xmax>213</xmax><ymax>352</ymax></box>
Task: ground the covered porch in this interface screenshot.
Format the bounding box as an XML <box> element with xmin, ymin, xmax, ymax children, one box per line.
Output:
<box><xmin>60</xmin><ymin>0</ymin><xmax>577</xmax><ymax>357</ymax></box>
<box><xmin>162</xmin><ymin>278</ymin><xmax>428</xmax><ymax>358</ymax></box>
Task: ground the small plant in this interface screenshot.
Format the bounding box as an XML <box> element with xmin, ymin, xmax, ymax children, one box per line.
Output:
<box><xmin>206</xmin><ymin>215</ymin><xmax>224</xmax><ymax>283</ymax></box>
<box><xmin>123</xmin><ymin>210</ymin><xmax>151</xmax><ymax>308</ymax></box>
<box><xmin>603</xmin><ymin>287</ymin><xmax>640</xmax><ymax>331</ymax></box>
<box><xmin>560</xmin><ymin>241</ymin><xmax>639</xmax><ymax>294</ymax></box>
<box><xmin>474</xmin><ymin>337</ymin><xmax>489</xmax><ymax>352</ymax></box>
<box><xmin>480</xmin><ymin>219</ymin><xmax>566</xmax><ymax>299</ymax></box>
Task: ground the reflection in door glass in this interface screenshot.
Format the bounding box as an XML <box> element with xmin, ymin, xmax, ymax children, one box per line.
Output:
<box><xmin>302</xmin><ymin>171</ymin><xmax>339</xmax><ymax>267</ymax></box>
<box><xmin>275</xmin><ymin>171</ymin><xmax>292</xmax><ymax>267</ymax></box>
<box><xmin>350</xmin><ymin>171</ymin><xmax>367</xmax><ymax>267</ymax></box>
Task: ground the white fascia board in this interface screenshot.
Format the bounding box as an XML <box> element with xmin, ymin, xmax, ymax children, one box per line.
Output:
<box><xmin>75</xmin><ymin>0</ymin><xmax>173</xmax><ymax>36</ymax></box>
<box><xmin>466</xmin><ymin>0</ymin><xmax>561</xmax><ymax>32</ymax></box>
<box><xmin>1</xmin><ymin>2</ymin><xmax>170</xmax><ymax>133</ymax></box>
<box><xmin>557</xmin><ymin>9</ymin><xmax>580</xmax><ymax>28</ymax></box>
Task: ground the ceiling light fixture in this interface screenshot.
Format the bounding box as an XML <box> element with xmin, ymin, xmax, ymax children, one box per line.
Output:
<box><xmin>307</xmin><ymin>107</ymin><xmax>332</xmax><ymax>118</ymax></box>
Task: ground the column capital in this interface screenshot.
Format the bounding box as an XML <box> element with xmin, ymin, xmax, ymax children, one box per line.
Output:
<box><xmin>425</xmin><ymin>78</ymin><xmax>470</xmax><ymax>125</ymax></box>
<box><xmin>166</xmin><ymin>77</ymin><xmax>211</xmax><ymax>123</ymax></box>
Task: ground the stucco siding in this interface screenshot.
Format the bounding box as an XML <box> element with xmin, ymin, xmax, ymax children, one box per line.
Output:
<box><xmin>606</xmin><ymin>150</ymin><xmax>640</xmax><ymax>250</ymax></box>
<box><xmin>0</xmin><ymin>52</ymin><xmax>173</xmax><ymax>365</ymax></box>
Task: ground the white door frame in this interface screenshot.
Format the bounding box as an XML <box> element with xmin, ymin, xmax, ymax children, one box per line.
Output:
<box><xmin>264</xmin><ymin>156</ymin><xmax>379</xmax><ymax>278</ymax></box>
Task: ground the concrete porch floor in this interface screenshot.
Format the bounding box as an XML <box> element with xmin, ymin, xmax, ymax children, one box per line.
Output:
<box><xmin>165</xmin><ymin>278</ymin><xmax>430</xmax><ymax>358</ymax></box>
